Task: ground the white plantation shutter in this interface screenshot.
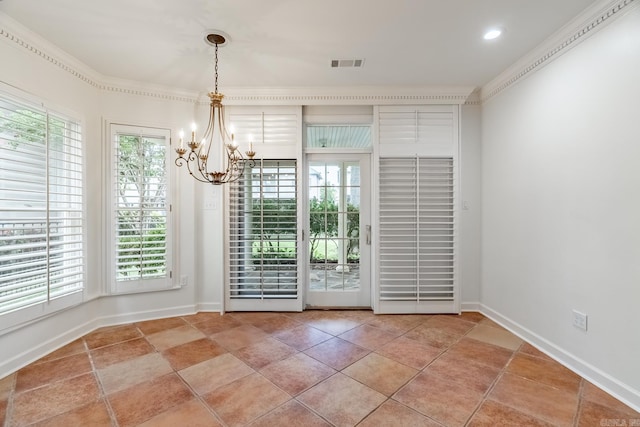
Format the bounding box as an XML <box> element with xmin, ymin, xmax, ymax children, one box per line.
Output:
<box><xmin>229</xmin><ymin>112</ymin><xmax>298</xmax><ymax>146</ymax></box>
<box><xmin>228</xmin><ymin>160</ymin><xmax>298</xmax><ymax>303</ymax></box>
<box><xmin>0</xmin><ymin>94</ymin><xmax>84</xmax><ymax>324</ymax></box>
<box><xmin>378</xmin><ymin>157</ymin><xmax>456</xmax><ymax>313</ymax></box>
<box><xmin>110</xmin><ymin>125</ymin><xmax>172</xmax><ymax>293</ymax></box>
<box><xmin>378</xmin><ymin>106</ymin><xmax>456</xmax><ymax>157</ymax></box>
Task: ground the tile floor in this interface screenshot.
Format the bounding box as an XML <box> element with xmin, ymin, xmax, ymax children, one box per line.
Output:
<box><xmin>1</xmin><ymin>311</ymin><xmax>638</xmax><ymax>426</ymax></box>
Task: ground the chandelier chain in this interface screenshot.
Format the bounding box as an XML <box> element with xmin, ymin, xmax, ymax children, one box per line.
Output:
<box><xmin>214</xmin><ymin>43</ymin><xmax>219</xmax><ymax>94</ymax></box>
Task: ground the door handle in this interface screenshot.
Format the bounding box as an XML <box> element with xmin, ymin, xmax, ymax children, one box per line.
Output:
<box><xmin>366</xmin><ymin>225</ymin><xmax>371</xmax><ymax>245</ymax></box>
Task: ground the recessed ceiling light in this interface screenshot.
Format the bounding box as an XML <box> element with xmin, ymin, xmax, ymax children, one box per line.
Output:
<box><xmin>483</xmin><ymin>29</ymin><xmax>502</xmax><ymax>40</ymax></box>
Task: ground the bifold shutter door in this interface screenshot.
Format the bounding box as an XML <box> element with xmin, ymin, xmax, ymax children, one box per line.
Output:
<box><xmin>229</xmin><ymin>159</ymin><xmax>298</xmax><ymax>299</ymax></box>
<box><xmin>379</xmin><ymin>157</ymin><xmax>455</xmax><ymax>303</ymax></box>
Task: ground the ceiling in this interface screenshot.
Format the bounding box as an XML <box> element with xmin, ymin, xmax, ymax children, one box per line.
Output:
<box><xmin>0</xmin><ymin>0</ymin><xmax>597</xmax><ymax>94</ymax></box>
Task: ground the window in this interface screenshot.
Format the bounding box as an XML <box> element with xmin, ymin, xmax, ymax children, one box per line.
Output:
<box><xmin>228</xmin><ymin>160</ymin><xmax>298</xmax><ymax>299</ymax></box>
<box><xmin>110</xmin><ymin>125</ymin><xmax>172</xmax><ymax>294</ymax></box>
<box><xmin>0</xmin><ymin>93</ymin><xmax>84</xmax><ymax>328</ymax></box>
<box><xmin>306</xmin><ymin>125</ymin><xmax>371</xmax><ymax>149</ymax></box>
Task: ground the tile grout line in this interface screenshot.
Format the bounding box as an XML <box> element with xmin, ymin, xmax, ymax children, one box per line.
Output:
<box><xmin>2</xmin><ymin>371</ymin><xmax>16</xmax><ymax>427</ymax></box>
<box><xmin>573</xmin><ymin>378</ymin><xmax>586</xmax><ymax>427</ymax></box>
<box><xmin>460</xmin><ymin>331</ymin><xmax>523</xmax><ymax>426</ymax></box>
<box><xmin>170</xmin><ymin>359</ymin><xmax>228</xmax><ymax>426</ymax></box>
<box><xmin>141</xmin><ymin>320</ymin><xmax>231</xmax><ymax>426</ymax></box>
<box><xmin>352</xmin><ymin>315</ymin><xmax>460</xmax><ymax>425</ymax></box>
<box><xmin>84</xmin><ymin>335</ymin><xmax>120</xmax><ymax>427</ymax></box>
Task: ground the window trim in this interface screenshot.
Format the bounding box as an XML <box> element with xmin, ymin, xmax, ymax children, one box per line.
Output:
<box><xmin>108</xmin><ymin>123</ymin><xmax>175</xmax><ymax>295</ymax></box>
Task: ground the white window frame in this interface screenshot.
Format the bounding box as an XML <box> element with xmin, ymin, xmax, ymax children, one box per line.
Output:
<box><xmin>0</xmin><ymin>88</ymin><xmax>85</xmax><ymax>332</ymax></box>
<box><xmin>108</xmin><ymin>124</ymin><xmax>174</xmax><ymax>294</ymax></box>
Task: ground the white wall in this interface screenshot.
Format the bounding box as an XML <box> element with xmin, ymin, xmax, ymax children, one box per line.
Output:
<box><xmin>481</xmin><ymin>6</ymin><xmax>640</xmax><ymax>408</ymax></box>
<box><xmin>460</xmin><ymin>104</ymin><xmax>482</xmax><ymax>307</ymax></box>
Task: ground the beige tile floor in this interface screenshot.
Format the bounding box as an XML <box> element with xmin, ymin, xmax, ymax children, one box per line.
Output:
<box><xmin>1</xmin><ymin>311</ymin><xmax>638</xmax><ymax>426</ymax></box>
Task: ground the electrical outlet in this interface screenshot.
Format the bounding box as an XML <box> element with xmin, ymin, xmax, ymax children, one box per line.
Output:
<box><xmin>572</xmin><ymin>310</ymin><xmax>587</xmax><ymax>331</ymax></box>
<box><xmin>180</xmin><ymin>275</ymin><xmax>188</xmax><ymax>287</ymax></box>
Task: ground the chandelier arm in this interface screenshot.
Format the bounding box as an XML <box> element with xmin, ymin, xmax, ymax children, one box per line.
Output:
<box><xmin>175</xmin><ymin>151</ymin><xmax>213</xmax><ymax>184</ymax></box>
<box><xmin>218</xmin><ymin>104</ymin><xmax>231</xmax><ymax>142</ymax></box>
<box><xmin>202</xmin><ymin>101</ymin><xmax>215</xmax><ymax>145</ymax></box>
<box><xmin>224</xmin><ymin>165</ymin><xmax>245</xmax><ymax>184</ymax></box>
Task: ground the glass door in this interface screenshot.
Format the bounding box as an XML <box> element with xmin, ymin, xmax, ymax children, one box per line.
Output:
<box><xmin>306</xmin><ymin>154</ymin><xmax>370</xmax><ymax>307</ymax></box>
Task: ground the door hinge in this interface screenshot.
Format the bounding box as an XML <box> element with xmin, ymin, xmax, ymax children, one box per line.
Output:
<box><xmin>169</xmin><ymin>271</ymin><xmax>172</xmax><ymax>279</ymax></box>
<box><xmin>301</xmin><ymin>229</ymin><xmax>305</xmax><ymax>241</ymax></box>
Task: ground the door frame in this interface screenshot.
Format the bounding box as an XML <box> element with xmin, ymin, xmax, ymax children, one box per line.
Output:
<box><xmin>303</xmin><ymin>152</ymin><xmax>372</xmax><ymax>308</ymax></box>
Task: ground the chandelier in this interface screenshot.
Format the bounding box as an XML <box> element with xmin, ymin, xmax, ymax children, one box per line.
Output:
<box><xmin>175</xmin><ymin>33</ymin><xmax>255</xmax><ymax>185</ymax></box>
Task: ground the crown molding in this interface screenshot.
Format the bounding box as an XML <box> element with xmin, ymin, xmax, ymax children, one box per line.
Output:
<box><xmin>480</xmin><ymin>0</ymin><xmax>638</xmax><ymax>102</ymax></box>
<box><xmin>222</xmin><ymin>86</ymin><xmax>476</xmax><ymax>106</ymax></box>
<box><xmin>0</xmin><ymin>12</ymin><xmax>102</xmax><ymax>89</ymax></box>
<box><xmin>100</xmin><ymin>75</ymin><xmax>199</xmax><ymax>103</ymax></box>
<box><xmin>0</xmin><ymin>11</ymin><xmax>200</xmax><ymax>104</ymax></box>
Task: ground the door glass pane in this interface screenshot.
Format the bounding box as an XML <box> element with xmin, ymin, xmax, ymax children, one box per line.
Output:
<box><xmin>309</xmin><ymin>161</ymin><xmax>360</xmax><ymax>291</ymax></box>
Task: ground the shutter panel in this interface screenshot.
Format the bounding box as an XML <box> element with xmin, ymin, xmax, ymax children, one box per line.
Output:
<box><xmin>378</xmin><ymin>106</ymin><xmax>457</xmax><ymax>157</ymax></box>
<box><xmin>229</xmin><ymin>159</ymin><xmax>298</xmax><ymax>300</ymax></box>
<box><xmin>0</xmin><ymin>96</ymin><xmax>84</xmax><ymax>319</ymax></box>
<box><xmin>47</xmin><ymin>113</ymin><xmax>84</xmax><ymax>299</ymax></box>
<box><xmin>227</xmin><ymin>108</ymin><xmax>300</xmax><ymax>160</ymax></box>
<box><xmin>379</xmin><ymin>157</ymin><xmax>456</xmax><ymax>312</ymax></box>
<box><xmin>263</xmin><ymin>114</ymin><xmax>297</xmax><ymax>146</ymax></box>
<box><xmin>379</xmin><ymin>111</ymin><xmax>416</xmax><ymax>147</ymax></box>
<box><xmin>379</xmin><ymin>158</ymin><xmax>418</xmax><ymax>300</ymax></box>
<box><xmin>228</xmin><ymin>112</ymin><xmax>297</xmax><ymax>146</ymax></box>
<box><xmin>112</xmin><ymin>127</ymin><xmax>170</xmax><ymax>293</ymax></box>
<box><xmin>418</xmin><ymin>158</ymin><xmax>455</xmax><ymax>300</ymax></box>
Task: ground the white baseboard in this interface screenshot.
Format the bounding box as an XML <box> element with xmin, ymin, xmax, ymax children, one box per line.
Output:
<box><xmin>196</xmin><ymin>302</ymin><xmax>222</xmax><ymax>313</ymax></box>
<box><xmin>95</xmin><ymin>304</ymin><xmax>198</xmax><ymax>327</ymax></box>
<box><xmin>0</xmin><ymin>303</ymin><xmax>200</xmax><ymax>379</ymax></box>
<box><xmin>479</xmin><ymin>304</ymin><xmax>640</xmax><ymax>412</ymax></box>
<box><xmin>461</xmin><ymin>301</ymin><xmax>482</xmax><ymax>312</ymax></box>
<box><xmin>0</xmin><ymin>316</ymin><xmax>100</xmax><ymax>380</ymax></box>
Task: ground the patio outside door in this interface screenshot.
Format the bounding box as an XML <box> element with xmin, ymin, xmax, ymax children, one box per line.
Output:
<box><xmin>306</xmin><ymin>154</ymin><xmax>370</xmax><ymax>307</ymax></box>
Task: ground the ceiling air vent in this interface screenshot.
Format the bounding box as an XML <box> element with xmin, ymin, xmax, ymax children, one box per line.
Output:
<box><xmin>331</xmin><ymin>59</ymin><xmax>365</xmax><ymax>68</ymax></box>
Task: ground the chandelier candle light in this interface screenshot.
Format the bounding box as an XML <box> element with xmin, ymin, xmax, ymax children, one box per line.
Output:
<box><xmin>175</xmin><ymin>32</ymin><xmax>256</xmax><ymax>185</ymax></box>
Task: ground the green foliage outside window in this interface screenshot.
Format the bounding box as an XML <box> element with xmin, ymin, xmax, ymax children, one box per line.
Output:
<box><xmin>247</xmin><ymin>195</ymin><xmax>359</xmax><ymax>263</ymax></box>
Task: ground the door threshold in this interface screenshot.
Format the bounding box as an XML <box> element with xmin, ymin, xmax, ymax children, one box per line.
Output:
<box><xmin>305</xmin><ymin>305</ymin><xmax>372</xmax><ymax>311</ymax></box>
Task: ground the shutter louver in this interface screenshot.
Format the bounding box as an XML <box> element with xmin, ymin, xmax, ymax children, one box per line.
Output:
<box><xmin>229</xmin><ymin>160</ymin><xmax>298</xmax><ymax>299</ymax></box>
<box><xmin>379</xmin><ymin>157</ymin><xmax>455</xmax><ymax>307</ymax></box>
<box><xmin>0</xmin><ymin>96</ymin><xmax>84</xmax><ymax>317</ymax></box>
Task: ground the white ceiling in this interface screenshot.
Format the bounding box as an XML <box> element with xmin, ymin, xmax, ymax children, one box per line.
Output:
<box><xmin>0</xmin><ymin>0</ymin><xmax>597</xmax><ymax>93</ymax></box>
